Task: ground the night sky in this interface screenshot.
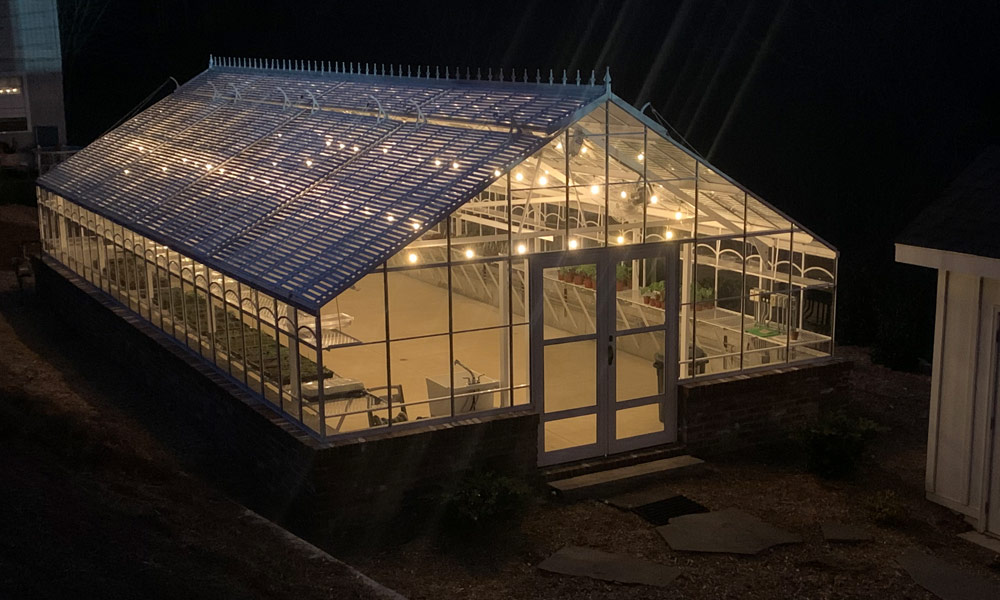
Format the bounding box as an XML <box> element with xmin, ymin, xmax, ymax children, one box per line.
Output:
<box><xmin>58</xmin><ymin>0</ymin><xmax>1000</xmax><ymax>359</ymax></box>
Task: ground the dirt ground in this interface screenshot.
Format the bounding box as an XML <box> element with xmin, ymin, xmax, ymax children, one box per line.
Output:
<box><xmin>3</xmin><ymin>205</ymin><xmax>1000</xmax><ymax>598</ymax></box>
<box><xmin>350</xmin><ymin>347</ymin><xmax>1000</xmax><ymax>599</ymax></box>
<box><xmin>0</xmin><ymin>210</ymin><xmax>387</xmax><ymax>599</ymax></box>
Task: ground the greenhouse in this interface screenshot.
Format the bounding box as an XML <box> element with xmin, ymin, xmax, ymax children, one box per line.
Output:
<box><xmin>36</xmin><ymin>57</ymin><xmax>836</xmax><ymax>466</ymax></box>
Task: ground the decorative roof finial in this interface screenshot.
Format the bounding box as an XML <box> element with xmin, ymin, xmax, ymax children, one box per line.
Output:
<box><xmin>589</xmin><ymin>70</ymin><xmax>596</xmax><ymax>86</ymax></box>
<box><xmin>604</xmin><ymin>66</ymin><xmax>611</xmax><ymax>91</ymax></box>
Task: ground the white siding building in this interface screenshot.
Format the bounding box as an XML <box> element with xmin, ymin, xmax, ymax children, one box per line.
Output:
<box><xmin>895</xmin><ymin>146</ymin><xmax>1000</xmax><ymax>539</ymax></box>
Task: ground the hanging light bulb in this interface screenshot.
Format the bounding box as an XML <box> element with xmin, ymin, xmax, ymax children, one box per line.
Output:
<box><xmin>386</xmin><ymin>215</ymin><xmax>395</xmax><ymax>222</ymax></box>
<box><xmin>675</xmin><ymin>210</ymin><xmax>683</xmax><ymax>220</ymax></box>
<box><xmin>434</xmin><ymin>159</ymin><xmax>442</xmax><ymax>167</ymax></box>
<box><xmin>590</xmin><ymin>184</ymin><xmax>599</xmax><ymax>195</ymax></box>
<box><xmin>325</xmin><ymin>140</ymin><xmax>332</xmax><ymax>147</ymax></box>
<box><xmin>465</xmin><ymin>248</ymin><xmax>475</xmax><ymax>259</ymax></box>
<box><xmin>408</xmin><ymin>253</ymin><xmax>418</xmax><ymax>264</ymax></box>
<box><xmin>650</xmin><ymin>195</ymin><xmax>658</xmax><ymax>204</ymax></box>
<box><xmin>452</xmin><ymin>161</ymin><xmax>460</xmax><ymax>169</ymax></box>
<box><xmin>538</xmin><ymin>175</ymin><xmax>548</xmax><ymax>185</ymax></box>
<box><xmin>494</xmin><ymin>169</ymin><xmax>501</xmax><ymax>177</ymax></box>
<box><xmin>637</xmin><ymin>153</ymin><xmax>644</xmax><ymax>161</ymax></box>
<box><xmin>516</xmin><ymin>243</ymin><xmax>527</xmax><ymax>254</ymax></box>
<box><xmin>556</xmin><ymin>141</ymin><xmax>563</xmax><ymax>150</ymax></box>
<box><xmin>411</xmin><ymin>222</ymin><xmax>421</xmax><ymax>230</ymax></box>
<box><xmin>123</xmin><ymin>169</ymin><xmax>129</xmax><ymax>175</ymax></box>
<box><xmin>568</xmin><ymin>239</ymin><xmax>578</xmax><ymax>249</ymax></box>
<box><xmin>515</xmin><ymin>172</ymin><xmax>524</xmax><ymax>181</ymax></box>
<box><xmin>305</xmin><ymin>159</ymin><xmax>313</xmax><ymax>167</ymax></box>
<box><xmin>666</xmin><ymin>230</ymin><xmax>674</xmax><ymax>239</ymax></box>
<box><xmin>620</xmin><ymin>191</ymin><xmax>628</xmax><ymax>199</ymax></box>
<box><xmin>205</xmin><ymin>164</ymin><xmax>213</xmax><ymax>170</ymax></box>
<box><xmin>616</xmin><ymin>235</ymin><xmax>625</xmax><ymax>244</ymax></box>
<box><xmin>580</xmin><ymin>146</ymin><xmax>588</xmax><ymax>154</ymax></box>
<box><xmin>352</xmin><ymin>145</ymin><xmax>359</xmax><ymax>152</ymax></box>
<box><xmin>339</xmin><ymin>143</ymin><xmax>345</xmax><ymax>149</ymax></box>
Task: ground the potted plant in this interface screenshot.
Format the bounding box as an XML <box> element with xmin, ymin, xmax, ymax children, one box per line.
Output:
<box><xmin>650</xmin><ymin>280</ymin><xmax>665</xmax><ymax>308</ymax></box>
<box><xmin>580</xmin><ymin>264</ymin><xmax>597</xmax><ymax>289</ymax></box>
<box><xmin>572</xmin><ymin>267</ymin><xmax>585</xmax><ymax>286</ymax></box>
<box><xmin>557</xmin><ymin>266</ymin><xmax>572</xmax><ymax>282</ymax></box>
<box><xmin>615</xmin><ymin>263</ymin><xmax>632</xmax><ymax>291</ymax></box>
<box><xmin>692</xmin><ymin>282</ymin><xmax>714</xmax><ymax>311</ymax></box>
<box><xmin>640</xmin><ymin>285</ymin><xmax>651</xmax><ymax>304</ymax></box>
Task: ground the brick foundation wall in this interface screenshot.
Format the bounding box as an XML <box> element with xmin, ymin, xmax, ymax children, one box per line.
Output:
<box><xmin>33</xmin><ymin>256</ymin><xmax>538</xmax><ymax>545</ymax></box>
<box><xmin>679</xmin><ymin>359</ymin><xmax>851</xmax><ymax>456</ymax></box>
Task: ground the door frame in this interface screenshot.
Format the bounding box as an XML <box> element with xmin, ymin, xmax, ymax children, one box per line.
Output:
<box><xmin>530</xmin><ymin>242</ymin><xmax>679</xmax><ymax>466</ymax></box>
<box><xmin>983</xmin><ymin>309</ymin><xmax>1000</xmax><ymax>537</ymax></box>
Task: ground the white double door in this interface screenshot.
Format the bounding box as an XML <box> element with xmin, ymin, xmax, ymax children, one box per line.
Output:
<box><xmin>531</xmin><ymin>244</ymin><xmax>679</xmax><ymax>466</ymax></box>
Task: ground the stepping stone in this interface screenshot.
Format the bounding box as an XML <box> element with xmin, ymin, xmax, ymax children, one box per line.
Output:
<box><xmin>632</xmin><ymin>495</ymin><xmax>709</xmax><ymax>526</ymax></box>
<box><xmin>821</xmin><ymin>521</ymin><xmax>873</xmax><ymax>543</ymax></box>
<box><xmin>899</xmin><ymin>549</ymin><xmax>1000</xmax><ymax>600</ymax></box>
<box><xmin>548</xmin><ymin>455</ymin><xmax>704</xmax><ymax>500</ymax></box>
<box><xmin>656</xmin><ymin>508</ymin><xmax>802</xmax><ymax>555</ymax></box>
<box><xmin>606</xmin><ymin>485</ymin><xmax>677</xmax><ymax>510</ymax></box>
<box><xmin>538</xmin><ymin>545</ymin><xmax>681</xmax><ymax>587</ymax></box>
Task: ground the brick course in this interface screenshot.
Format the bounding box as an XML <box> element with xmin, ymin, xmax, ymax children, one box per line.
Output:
<box><xmin>679</xmin><ymin>358</ymin><xmax>851</xmax><ymax>456</ymax></box>
<box><xmin>34</xmin><ymin>256</ymin><xmax>538</xmax><ymax>545</ymax></box>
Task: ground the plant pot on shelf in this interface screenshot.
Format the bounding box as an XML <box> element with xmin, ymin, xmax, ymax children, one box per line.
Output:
<box><xmin>790</xmin><ymin>329</ymin><xmax>800</xmax><ymax>341</ymax></box>
<box><xmin>616</xmin><ymin>280</ymin><xmax>625</xmax><ymax>292</ymax></box>
<box><xmin>573</xmin><ymin>274</ymin><xmax>585</xmax><ymax>285</ymax></box>
<box><xmin>584</xmin><ymin>277</ymin><xmax>594</xmax><ymax>289</ymax></box>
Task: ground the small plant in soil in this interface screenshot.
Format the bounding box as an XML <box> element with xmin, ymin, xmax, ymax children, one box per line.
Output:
<box><xmin>867</xmin><ymin>489</ymin><xmax>908</xmax><ymax>526</ymax></box>
<box><xmin>441</xmin><ymin>470</ymin><xmax>531</xmax><ymax>541</ymax></box>
<box><xmin>794</xmin><ymin>411</ymin><xmax>880</xmax><ymax>479</ymax></box>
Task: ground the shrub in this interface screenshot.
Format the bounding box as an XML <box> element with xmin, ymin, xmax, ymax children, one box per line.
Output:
<box><xmin>443</xmin><ymin>470</ymin><xmax>531</xmax><ymax>536</ymax></box>
<box><xmin>795</xmin><ymin>412</ymin><xmax>880</xmax><ymax>479</ymax></box>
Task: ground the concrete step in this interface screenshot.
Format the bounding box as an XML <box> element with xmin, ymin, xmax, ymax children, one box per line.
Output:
<box><xmin>541</xmin><ymin>443</ymin><xmax>688</xmax><ymax>482</ymax></box>
<box><xmin>548</xmin><ymin>455</ymin><xmax>705</xmax><ymax>500</ymax></box>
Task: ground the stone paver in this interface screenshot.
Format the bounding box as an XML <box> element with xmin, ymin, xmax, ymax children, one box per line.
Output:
<box><xmin>538</xmin><ymin>545</ymin><xmax>681</xmax><ymax>587</ymax></box>
<box><xmin>898</xmin><ymin>549</ymin><xmax>1000</xmax><ymax>600</ymax></box>
<box><xmin>606</xmin><ymin>485</ymin><xmax>677</xmax><ymax>510</ymax></box>
<box><xmin>821</xmin><ymin>521</ymin><xmax>873</xmax><ymax>543</ymax></box>
<box><xmin>656</xmin><ymin>508</ymin><xmax>801</xmax><ymax>555</ymax></box>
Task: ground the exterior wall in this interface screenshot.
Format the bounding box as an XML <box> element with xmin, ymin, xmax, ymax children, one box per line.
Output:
<box><xmin>679</xmin><ymin>359</ymin><xmax>851</xmax><ymax>456</ymax></box>
<box><xmin>926</xmin><ymin>269</ymin><xmax>1000</xmax><ymax>527</ymax></box>
<box><xmin>34</xmin><ymin>256</ymin><xmax>539</xmax><ymax>543</ymax></box>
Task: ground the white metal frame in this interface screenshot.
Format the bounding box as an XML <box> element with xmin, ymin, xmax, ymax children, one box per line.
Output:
<box><xmin>531</xmin><ymin>243</ymin><xmax>679</xmax><ymax>466</ymax></box>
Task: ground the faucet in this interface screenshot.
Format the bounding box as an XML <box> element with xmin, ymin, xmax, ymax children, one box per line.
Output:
<box><xmin>454</xmin><ymin>359</ymin><xmax>479</xmax><ymax>385</ymax></box>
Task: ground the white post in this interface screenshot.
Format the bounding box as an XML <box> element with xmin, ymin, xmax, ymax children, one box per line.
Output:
<box><xmin>499</xmin><ymin>262</ymin><xmax>510</xmax><ymax>407</ymax></box>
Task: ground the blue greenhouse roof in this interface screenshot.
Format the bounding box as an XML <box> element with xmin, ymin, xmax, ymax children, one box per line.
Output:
<box><xmin>38</xmin><ymin>57</ymin><xmax>605</xmax><ymax>311</ymax></box>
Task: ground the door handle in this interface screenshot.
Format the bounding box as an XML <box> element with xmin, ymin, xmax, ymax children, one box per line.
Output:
<box><xmin>608</xmin><ymin>341</ymin><xmax>615</xmax><ymax>365</ymax></box>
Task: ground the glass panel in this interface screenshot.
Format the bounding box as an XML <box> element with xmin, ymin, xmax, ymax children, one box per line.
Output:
<box><xmin>387</xmin><ymin>266</ymin><xmax>448</xmax><ymax>339</ymax></box>
<box><xmin>320</xmin><ymin>272</ymin><xmax>384</xmax><ymax>344</ymax></box>
<box><xmin>616</xmin><ymin>404</ymin><xmax>665</xmax><ymax>440</ymax></box>
<box><xmin>616</xmin><ymin>330</ymin><xmax>664</xmax><ymax>402</ymax></box>
<box><xmin>319</xmin><ymin>342</ymin><xmax>389</xmax><ymax>434</ymax></box>
<box><xmin>389</xmin><ymin>334</ymin><xmax>450</xmax><ymax>420</ymax></box>
<box><xmin>542</xmin><ymin>262</ymin><xmax>597</xmax><ymax>340</ymax></box>
<box><xmin>510</xmin><ymin>256</ymin><xmax>529</xmax><ymax>325</ymax></box>
<box><xmin>453</xmin><ymin>329</ymin><xmax>508</xmax><ymax>412</ymax></box>
<box><xmin>544</xmin><ymin>340</ymin><xmax>596</xmax><ymax>413</ymax></box>
<box><xmin>617</xmin><ymin>256</ymin><xmax>665</xmax><ymax>332</ymax></box>
<box><xmin>450</xmin><ymin>183</ymin><xmax>510</xmax><ymax>259</ymax></box>
<box><xmin>544</xmin><ymin>414</ymin><xmax>597</xmax><ymax>452</ymax></box>
<box><xmin>451</xmin><ymin>258</ymin><xmax>509</xmax><ymax>332</ymax></box>
<box><xmin>512</xmin><ymin>324</ymin><xmax>529</xmax><ymax>405</ymax></box>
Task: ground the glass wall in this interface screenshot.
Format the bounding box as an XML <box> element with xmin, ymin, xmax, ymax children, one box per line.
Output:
<box><xmin>38</xmin><ymin>189</ymin><xmax>332</xmax><ymax>437</ymax></box>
